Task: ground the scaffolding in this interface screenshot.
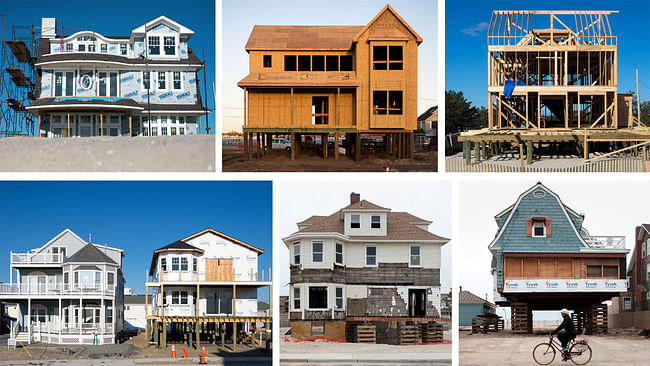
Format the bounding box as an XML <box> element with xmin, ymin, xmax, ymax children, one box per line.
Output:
<box><xmin>0</xmin><ymin>15</ymin><xmax>39</xmax><ymax>137</ymax></box>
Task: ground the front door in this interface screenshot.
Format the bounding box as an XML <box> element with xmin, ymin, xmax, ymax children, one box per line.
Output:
<box><xmin>408</xmin><ymin>289</ymin><xmax>426</xmax><ymax>317</ymax></box>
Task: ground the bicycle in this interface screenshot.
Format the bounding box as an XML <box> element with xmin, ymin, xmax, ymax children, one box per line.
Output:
<box><xmin>532</xmin><ymin>334</ymin><xmax>592</xmax><ymax>365</ymax></box>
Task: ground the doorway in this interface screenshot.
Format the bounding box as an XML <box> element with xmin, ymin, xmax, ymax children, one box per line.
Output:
<box><xmin>408</xmin><ymin>289</ymin><xmax>426</xmax><ymax>317</ymax></box>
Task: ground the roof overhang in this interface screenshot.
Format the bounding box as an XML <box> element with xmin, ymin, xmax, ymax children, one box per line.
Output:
<box><xmin>352</xmin><ymin>4</ymin><xmax>423</xmax><ymax>44</ymax></box>
<box><xmin>131</xmin><ymin>16</ymin><xmax>194</xmax><ymax>41</ymax></box>
<box><xmin>36</xmin><ymin>59</ymin><xmax>203</xmax><ymax>68</ymax></box>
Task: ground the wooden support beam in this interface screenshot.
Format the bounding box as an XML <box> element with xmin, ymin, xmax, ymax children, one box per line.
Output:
<box><xmin>334</xmin><ymin>133</ymin><xmax>339</xmax><ymax>160</ymax></box>
<box><xmin>526</xmin><ymin>141</ymin><xmax>533</xmax><ymax>165</ymax></box>
<box><xmin>290</xmin><ymin>132</ymin><xmax>296</xmax><ymax>160</ymax></box>
<box><xmin>355</xmin><ymin>133</ymin><xmax>361</xmax><ymax>161</ymax></box>
<box><xmin>463</xmin><ymin>141</ymin><xmax>471</xmax><ymax>165</ymax></box>
<box><xmin>475</xmin><ymin>141</ymin><xmax>480</xmax><ymax>163</ymax></box>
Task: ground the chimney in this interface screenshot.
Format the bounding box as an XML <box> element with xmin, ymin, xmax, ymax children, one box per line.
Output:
<box><xmin>41</xmin><ymin>18</ymin><xmax>57</xmax><ymax>39</ymax></box>
<box><xmin>350</xmin><ymin>192</ymin><xmax>360</xmax><ymax>205</ymax></box>
<box><xmin>88</xmin><ymin>234</ymin><xmax>92</xmax><ymax>244</ymax></box>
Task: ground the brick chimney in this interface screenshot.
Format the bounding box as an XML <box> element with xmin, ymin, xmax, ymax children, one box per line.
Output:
<box><xmin>350</xmin><ymin>192</ymin><xmax>360</xmax><ymax>205</ymax></box>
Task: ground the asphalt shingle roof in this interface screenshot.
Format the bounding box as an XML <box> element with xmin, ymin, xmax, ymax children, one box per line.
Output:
<box><xmin>65</xmin><ymin>244</ymin><xmax>116</xmax><ymax>265</ymax></box>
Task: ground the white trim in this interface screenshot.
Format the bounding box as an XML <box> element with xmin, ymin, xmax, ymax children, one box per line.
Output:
<box><xmin>311</xmin><ymin>240</ymin><xmax>324</xmax><ymax>263</ymax></box>
<box><xmin>409</xmin><ymin>244</ymin><xmax>422</xmax><ymax>267</ymax></box>
<box><xmin>36</xmin><ymin>60</ymin><xmax>202</xmax><ymax>69</ymax></box>
<box><xmin>292</xmin><ymin>242</ymin><xmax>301</xmax><ymax>266</ymax></box>
<box><xmin>26</xmin><ymin>104</ymin><xmax>144</xmax><ymax>111</ymax></box>
<box><xmin>532</xmin><ymin>221</ymin><xmax>546</xmax><ymax>238</ymax></box>
<box><xmin>32</xmin><ymin>229</ymin><xmax>86</xmax><ymax>255</ymax></box>
<box><xmin>334</xmin><ymin>242</ymin><xmax>344</xmax><ymax>266</ymax></box>
<box><xmin>365</xmin><ymin>244</ymin><xmax>378</xmax><ymax>267</ymax></box>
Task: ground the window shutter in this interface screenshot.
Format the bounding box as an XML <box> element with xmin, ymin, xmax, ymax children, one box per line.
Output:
<box><xmin>526</xmin><ymin>217</ymin><xmax>533</xmax><ymax>237</ymax></box>
<box><xmin>546</xmin><ymin>217</ymin><xmax>552</xmax><ymax>237</ymax></box>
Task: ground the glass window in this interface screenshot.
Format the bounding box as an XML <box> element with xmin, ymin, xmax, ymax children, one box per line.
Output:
<box><xmin>143</xmin><ymin>71</ymin><xmax>150</xmax><ymax>90</ymax></box>
<box><xmin>366</xmin><ymin>245</ymin><xmax>377</xmax><ymax>266</ymax></box>
<box><xmin>410</xmin><ymin>245</ymin><xmax>421</xmax><ymax>266</ymax></box>
<box><xmin>161</xmin><ymin>258</ymin><xmax>167</xmax><ymax>271</ymax></box>
<box><xmin>309</xmin><ymin>287</ymin><xmax>328</xmax><ymax>309</ymax></box>
<box><xmin>351</xmin><ymin>214</ymin><xmax>360</xmax><ymax>228</ymax></box>
<box><xmin>106</xmin><ymin>308</ymin><xmax>112</xmax><ymax>324</ymax></box>
<box><xmin>148</xmin><ymin>36</ymin><xmax>160</xmax><ymax>55</ymax></box>
<box><xmin>162</xmin><ymin>292</ymin><xmax>167</xmax><ymax>305</ymax></box>
<box><xmin>335</xmin><ymin>287</ymin><xmax>343</xmax><ymax>309</ymax></box>
<box><xmin>152</xmin><ymin>127</ymin><xmax>158</xmax><ymax>136</ymax></box>
<box><xmin>312</xmin><ymin>241</ymin><xmax>323</xmax><ymax>263</ymax></box>
<box><xmin>120</xmin><ymin>43</ymin><xmax>127</xmax><ymax>55</ymax></box>
<box><xmin>293</xmin><ymin>287</ymin><xmax>300</xmax><ymax>309</ymax></box>
<box><xmin>172</xmin><ymin>257</ymin><xmax>179</xmax><ymax>271</ymax></box>
<box><xmin>284</xmin><ymin>55</ymin><xmax>297</xmax><ymax>71</ymax></box>
<box><xmin>263</xmin><ymin>55</ymin><xmax>272</xmax><ymax>68</ymax></box>
<box><xmin>172</xmin><ymin>291</ymin><xmax>179</xmax><ymax>304</ymax></box>
<box><xmin>181</xmin><ymin>257</ymin><xmax>188</xmax><ymax>271</ymax></box>
<box><xmin>192</xmin><ymin>258</ymin><xmax>197</xmax><ymax>272</ymax></box>
<box><xmin>161</xmin><ymin>127</ymin><xmax>168</xmax><ymax>136</ymax></box>
<box><xmin>173</xmin><ymin>71</ymin><xmax>181</xmax><ymax>89</ymax></box>
<box><xmin>180</xmin><ymin>127</ymin><xmax>185</xmax><ymax>135</ymax></box>
<box><xmin>164</xmin><ymin>36</ymin><xmax>175</xmax><ymax>55</ymax></box>
<box><xmin>180</xmin><ymin>291</ymin><xmax>188</xmax><ymax>305</ymax></box>
<box><xmin>293</xmin><ymin>242</ymin><xmax>301</xmax><ymax>265</ymax></box>
<box><xmin>157</xmin><ymin>71</ymin><xmax>166</xmax><ymax>89</ymax></box>
<box><xmin>532</xmin><ymin>221</ymin><xmax>546</xmax><ymax>237</ymax></box>
<box><xmin>100</xmin><ymin>44</ymin><xmax>107</xmax><ymax>53</ymax></box>
<box><xmin>66</xmin><ymin>43</ymin><xmax>73</xmax><ymax>52</ymax></box>
<box><xmin>78</xmin><ymin>44</ymin><xmax>85</xmax><ymax>52</ymax></box>
<box><xmin>65</xmin><ymin>72</ymin><xmax>74</xmax><ymax>96</ymax></box>
<box><xmin>99</xmin><ymin>72</ymin><xmax>107</xmax><ymax>96</ymax></box>
<box><xmin>109</xmin><ymin>72</ymin><xmax>118</xmax><ymax>97</ymax></box>
<box><xmin>54</xmin><ymin>72</ymin><xmax>63</xmax><ymax>96</ymax></box>
<box><xmin>88</xmin><ymin>44</ymin><xmax>95</xmax><ymax>52</ymax></box>
<box><xmin>107</xmin><ymin>272</ymin><xmax>114</xmax><ymax>285</ymax></box>
<box><xmin>335</xmin><ymin>243</ymin><xmax>343</xmax><ymax>265</ymax></box>
<box><xmin>171</xmin><ymin>127</ymin><xmax>177</xmax><ymax>136</ymax></box>
<box><xmin>371</xmin><ymin>215</ymin><xmax>381</xmax><ymax>228</ymax></box>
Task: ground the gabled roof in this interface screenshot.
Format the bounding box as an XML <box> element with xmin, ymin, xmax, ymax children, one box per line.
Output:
<box><xmin>638</xmin><ymin>224</ymin><xmax>650</xmax><ymax>240</ymax></box>
<box><xmin>131</xmin><ymin>15</ymin><xmax>194</xmax><ymax>38</ymax></box>
<box><xmin>245</xmin><ymin>25</ymin><xmax>363</xmax><ymax>51</ymax></box>
<box><xmin>342</xmin><ymin>199</ymin><xmax>388</xmax><ymax>211</ymax></box>
<box><xmin>182</xmin><ymin>228</ymin><xmax>264</xmax><ymax>254</ymax></box>
<box><xmin>459</xmin><ymin>290</ymin><xmax>494</xmax><ymax>306</ymax></box>
<box><xmin>65</xmin><ymin>243</ymin><xmax>116</xmax><ymax>265</ymax></box>
<box><xmin>352</xmin><ymin>4</ymin><xmax>423</xmax><ymax>44</ymax></box>
<box><xmin>155</xmin><ymin>240</ymin><xmax>203</xmax><ymax>252</ymax></box>
<box><xmin>32</xmin><ymin>228</ymin><xmax>86</xmax><ymax>254</ymax></box>
<box><xmin>417</xmin><ymin>106</ymin><xmax>438</xmax><ymax>122</ymax></box>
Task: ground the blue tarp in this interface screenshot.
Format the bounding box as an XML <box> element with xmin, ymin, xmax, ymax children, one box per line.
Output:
<box><xmin>503</xmin><ymin>80</ymin><xmax>525</xmax><ymax>98</ymax></box>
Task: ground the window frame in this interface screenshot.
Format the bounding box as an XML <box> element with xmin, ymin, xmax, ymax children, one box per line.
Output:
<box><xmin>373</xmin><ymin>45</ymin><xmax>403</xmax><ymax>70</ymax></box>
<box><xmin>335</xmin><ymin>287</ymin><xmax>344</xmax><ymax>310</ymax></box>
<box><xmin>308</xmin><ymin>286</ymin><xmax>328</xmax><ymax>310</ymax></box>
<box><xmin>312</xmin><ymin>241</ymin><xmax>323</xmax><ymax>263</ymax></box>
<box><xmin>173</xmin><ymin>71</ymin><xmax>182</xmax><ymax>90</ymax></box>
<box><xmin>350</xmin><ymin>214</ymin><xmax>360</xmax><ymax>229</ymax></box>
<box><xmin>410</xmin><ymin>245</ymin><xmax>422</xmax><ymax>267</ymax></box>
<box><xmin>263</xmin><ymin>55</ymin><xmax>272</xmax><ymax>68</ymax></box>
<box><xmin>365</xmin><ymin>244</ymin><xmax>377</xmax><ymax>267</ymax></box>
<box><xmin>157</xmin><ymin>71</ymin><xmax>167</xmax><ymax>90</ymax></box>
<box><xmin>148</xmin><ymin>36</ymin><xmax>160</xmax><ymax>55</ymax></box>
<box><xmin>161</xmin><ymin>257</ymin><xmax>167</xmax><ymax>272</ymax></box>
<box><xmin>335</xmin><ymin>242</ymin><xmax>344</xmax><ymax>266</ymax></box>
<box><xmin>172</xmin><ymin>257</ymin><xmax>179</xmax><ymax>271</ymax></box>
<box><xmin>371</xmin><ymin>215</ymin><xmax>381</xmax><ymax>229</ymax></box>
<box><xmin>120</xmin><ymin>43</ymin><xmax>127</xmax><ymax>55</ymax></box>
<box><xmin>142</xmin><ymin>71</ymin><xmax>151</xmax><ymax>91</ymax></box>
<box><xmin>180</xmin><ymin>257</ymin><xmax>188</xmax><ymax>271</ymax></box>
<box><xmin>163</xmin><ymin>36</ymin><xmax>176</xmax><ymax>56</ymax></box>
<box><xmin>293</xmin><ymin>242</ymin><xmax>301</xmax><ymax>265</ymax></box>
<box><xmin>532</xmin><ymin>221</ymin><xmax>546</xmax><ymax>237</ymax></box>
<box><xmin>292</xmin><ymin>286</ymin><xmax>301</xmax><ymax>310</ymax></box>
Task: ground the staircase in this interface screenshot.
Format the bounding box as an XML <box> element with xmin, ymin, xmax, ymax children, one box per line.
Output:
<box><xmin>14</xmin><ymin>331</ymin><xmax>30</xmax><ymax>344</ymax></box>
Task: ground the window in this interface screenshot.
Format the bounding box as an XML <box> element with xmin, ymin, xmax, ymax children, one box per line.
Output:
<box><xmin>373</xmin><ymin>91</ymin><xmax>386</xmax><ymax>115</ymax></box>
<box><xmin>373</xmin><ymin>45</ymin><xmax>402</xmax><ymax>70</ymax></box>
<box><xmin>366</xmin><ymin>245</ymin><xmax>377</xmax><ymax>266</ymax></box>
<box><xmin>623</xmin><ymin>297</ymin><xmax>632</xmax><ymax>310</ymax></box>
<box><xmin>587</xmin><ymin>265</ymin><xmax>602</xmax><ymax>278</ymax></box>
<box><xmin>162</xmin><ymin>292</ymin><xmax>167</xmax><ymax>305</ymax></box>
<box><xmin>99</xmin><ymin>72</ymin><xmax>107</xmax><ymax>96</ymax></box>
<box><xmin>74</xmin><ymin>271</ymin><xmax>78</xmax><ymax>286</ymax></box>
<box><xmin>293</xmin><ymin>242</ymin><xmax>301</xmax><ymax>265</ymax></box>
<box><xmin>309</xmin><ymin>286</ymin><xmax>328</xmax><ymax>309</ymax></box>
<box><xmin>152</xmin><ymin>127</ymin><xmax>158</xmax><ymax>136</ymax></box>
<box><xmin>161</xmin><ymin>127</ymin><xmax>168</xmax><ymax>136</ymax></box>
<box><xmin>298</xmin><ymin>55</ymin><xmax>310</xmax><ymax>71</ymax></box>
<box><xmin>192</xmin><ymin>258</ymin><xmax>197</xmax><ymax>272</ymax></box>
<box><xmin>180</xmin><ymin>291</ymin><xmax>188</xmax><ymax>305</ymax></box>
<box><xmin>54</xmin><ymin>72</ymin><xmax>63</xmax><ymax>96</ymax></box>
<box><xmin>157</xmin><ymin>71</ymin><xmax>166</xmax><ymax>90</ymax></box>
<box><xmin>65</xmin><ymin>72</ymin><xmax>74</xmax><ymax>96</ymax></box>
<box><xmin>326</xmin><ymin>55</ymin><xmax>339</xmax><ymax>71</ymax></box>
<box><xmin>88</xmin><ymin>44</ymin><xmax>95</xmax><ymax>52</ymax></box>
<box><xmin>312</xmin><ymin>96</ymin><xmax>328</xmax><ymax>124</ymax></box>
<box><xmin>107</xmin><ymin>272</ymin><xmax>115</xmax><ymax>286</ymax></box>
<box><xmin>193</xmin><ymin>292</ymin><xmax>196</xmax><ymax>305</ymax></box>
<box><xmin>120</xmin><ymin>43</ymin><xmax>127</xmax><ymax>55</ymax></box>
<box><xmin>66</xmin><ymin>43</ymin><xmax>73</xmax><ymax>52</ymax></box>
<box><xmin>647</xmin><ymin>263</ymin><xmax>650</xmax><ymax>281</ymax></box>
<box><xmin>181</xmin><ymin>257</ymin><xmax>188</xmax><ymax>271</ymax></box>
<box><xmin>335</xmin><ymin>242</ymin><xmax>343</xmax><ymax>265</ymax></box>
<box><xmin>312</xmin><ymin>55</ymin><xmax>325</xmax><ymax>71</ymax></box>
<box><xmin>106</xmin><ymin>308</ymin><xmax>113</xmax><ymax>325</ymax></box>
<box><xmin>351</xmin><ymin>214</ymin><xmax>360</xmax><ymax>228</ymax></box>
<box><xmin>388</xmin><ymin>91</ymin><xmax>403</xmax><ymax>114</ymax></box>
<box><xmin>173</xmin><ymin>71</ymin><xmax>181</xmax><ymax>89</ymax></box>
<box><xmin>293</xmin><ymin>287</ymin><xmax>300</xmax><ymax>309</ymax></box>
<box><xmin>373</xmin><ymin>90</ymin><xmax>403</xmax><ymax>115</ymax></box>
<box><xmin>603</xmin><ymin>265</ymin><xmax>618</xmax><ymax>277</ymax></box>
<box><xmin>172</xmin><ymin>257</ymin><xmax>179</xmax><ymax>271</ymax></box>
<box><xmin>532</xmin><ymin>221</ymin><xmax>546</xmax><ymax>237</ymax></box>
<box><xmin>312</xmin><ymin>241</ymin><xmax>323</xmax><ymax>263</ymax></box>
<box><xmin>172</xmin><ymin>291</ymin><xmax>180</xmax><ymax>304</ymax></box>
<box><xmin>64</xmin><ymin>272</ymin><xmax>69</xmax><ymax>286</ymax></box>
<box><xmin>109</xmin><ymin>72</ymin><xmax>117</xmax><ymax>97</ymax></box>
<box><xmin>410</xmin><ymin>245</ymin><xmax>421</xmax><ymax>266</ymax></box>
<box><xmin>161</xmin><ymin>258</ymin><xmax>167</xmax><ymax>271</ymax></box>
<box><xmin>340</xmin><ymin>55</ymin><xmax>353</xmax><ymax>71</ymax></box>
<box><xmin>148</xmin><ymin>36</ymin><xmax>160</xmax><ymax>55</ymax></box>
<box><xmin>143</xmin><ymin>71</ymin><xmax>151</xmax><ymax>90</ymax></box>
<box><xmin>284</xmin><ymin>55</ymin><xmax>297</xmax><ymax>71</ymax></box>
<box><xmin>263</xmin><ymin>55</ymin><xmax>272</xmax><ymax>68</ymax></box>
<box><xmin>100</xmin><ymin>44</ymin><xmax>107</xmax><ymax>53</ymax></box>
<box><xmin>371</xmin><ymin>215</ymin><xmax>381</xmax><ymax>228</ymax></box>
<box><xmin>180</xmin><ymin>127</ymin><xmax>185</xmax><ymax>135</ymax></box>
<box><xmin>78</xmin><ymin>44</ymin><xmax>85</xmax><ymax>52</ymax></box>
<box><xmin>164</xmin><ymin>36</ymin><xmax>175</xmax><ymax>55</ymax></box>
<box><xmin>171</xmin><ymin>127</ymin><xmax>177</xmax><ymax>136</ymax></box>
<box><xmin>587</xmin><ymin>264</ymin><xmax>619</xmax><ymax>278</ymax></box>
<box><xmin>335</xmin><ymin>287</ymin><xmax>343</xmax><ymax>309</ymax></box>
<box><xmin>527</xmin><ymin>217</ymin><xmax>551</xmax><ymax>238</ymax></box>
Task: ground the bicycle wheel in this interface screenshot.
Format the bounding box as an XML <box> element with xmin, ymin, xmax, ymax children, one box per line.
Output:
<box><xmin>533</xmin><ymin>343</ymin><xmax>556</xmax><ymax>365</ymax></box>
<box><xmin>569</xmin><ymin>342</ymin><xmax>592</xmax><ymax>365</ymax></box>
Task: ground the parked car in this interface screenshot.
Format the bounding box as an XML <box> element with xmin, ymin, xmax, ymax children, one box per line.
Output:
<box><xmin>272</xmin><ymin>138</ymin><xmax>291</xmax><ymax>150</ymax></box>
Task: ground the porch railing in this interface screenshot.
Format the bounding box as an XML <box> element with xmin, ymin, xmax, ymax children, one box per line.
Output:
<box><xmin>585</xmin><ymin>235</ymin><xmax>626</xmax><ymax>249</ymax></box>
<box><xmin>11</xmin><ymin>252</ymin><xmax>65</xmax><ymax>265</ymax></box>
<box><xmin>0</xmin><ymin>282</ymin><xmax>115</xmax><ymax>296</ymax></box>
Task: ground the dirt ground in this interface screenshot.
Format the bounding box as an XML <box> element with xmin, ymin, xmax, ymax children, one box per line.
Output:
<box><xmin>223</xmin><ymin>145</ymin><xmax>437</xmax><ymax>172</ymax></box>
<box><xmin>0</xmin><ymin>135</ymin><xmax>215</xmax><ymax>172</ymax></box>
<box><xmin>460</xmin><ymin>328</ymin><xmax>650</xmax><ymax>365</ymax></box>
<box><xmin>0</xmin><ymin>333</ymin><xmax>270</xmax><ymax>362</ymax></box>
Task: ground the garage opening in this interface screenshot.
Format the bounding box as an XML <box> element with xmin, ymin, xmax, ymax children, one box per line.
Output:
<box><xmin>409</xmin><ymin>289</ymin><xmax>426</xmax><ymax>317</ymax></box>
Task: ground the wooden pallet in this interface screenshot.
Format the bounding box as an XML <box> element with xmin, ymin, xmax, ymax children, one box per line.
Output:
<box><xmin>511</xmin><ymin>303</ymin><xmax>532</xmax><ymax>334</ymax></box>
<box><xmin>471</xmin><ymin>317</ymin><xmax>487</xmax><ymax>334</ymax></box>
<box><xmin>398</xmin><ymin>322</ymin><xmax>420</xmax><ymax>345</ymax></box>
<box><xmin>355</xmin><ymin>325</ymin><xmax>376</xmax><ymax>344</ymax></box>
<box><xmin>421</xmin><ymin>322</ymin><xmax>444</xmax><ymax>342</ymax></box>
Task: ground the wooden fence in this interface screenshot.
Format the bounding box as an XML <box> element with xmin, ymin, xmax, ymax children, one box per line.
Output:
<box><xmin>446</xmin><ymin>157</ymin><xmax>649</xmax><ymax>173</ymax></box>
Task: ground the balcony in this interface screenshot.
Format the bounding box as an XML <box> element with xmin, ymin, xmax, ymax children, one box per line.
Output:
<box><xmin>0</xmin><ymin>283</ymin><xmax>115</xmax><ymax>296</ymax></box>
<box><xmin>584</xmin><ymin>236</ymin><xmax>626</xmax><ymax>250</ymax></box>
<box><xmin>11</xmin><ymin>252</ymin><xmax>65</xmax><ymax>265</ymax></box>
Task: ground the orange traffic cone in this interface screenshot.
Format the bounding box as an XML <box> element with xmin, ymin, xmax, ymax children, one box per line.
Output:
<box><xmin>171</xmin><ymin>344</ymin><xmax>176</xmax><ymax>359</ymax></box>
<box><xmin>183</xmin><ymin>346</ymin><xmax>188</xmax><ymax>358</ymax></box>
<box><xmin>385</xmin><ymin>165</ymin><xmax>390</xmax><ymax>172</ymax></box>
<box><xmin>199</xmin><ymin>346</ymin><xmax>207</xmax><ymax>364</ymax></box>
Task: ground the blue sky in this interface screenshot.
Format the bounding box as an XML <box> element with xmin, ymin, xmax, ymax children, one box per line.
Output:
<box><xmin>1</xmin><ymin>0</ymin><xmax>215</xmax><ymax>134</ymax></box>
<box><xmin>0</xmin><ymin>181</ymin><xmax>272</xmax><ymax>302</ymax></box>
<box><xmin>222</xmin><ymin>0</ymin><xmax>437</xmax><ymax>132</ymax></box>
<box><xmin>446</xmin><ymin>0</ymin><xmax>650</xmax><ymax>107</ymax></box>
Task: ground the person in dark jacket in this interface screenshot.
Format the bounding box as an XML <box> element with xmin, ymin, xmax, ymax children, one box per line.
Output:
<box><xmin>551</xmin><ymin>308</ymin><xmax>576</xmax><ymax>359</ymax></box>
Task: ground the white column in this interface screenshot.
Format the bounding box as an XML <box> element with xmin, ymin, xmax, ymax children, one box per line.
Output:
<box><xmin>79</xmin><ymin>297</ymin><xmax>83</xmax><ymax>339</ymax></box>
<box><xmin>101</xmin><ymin>298</ymin><xmax>104</xmax><ymax>335</ymax></box>
<box><xmin>9</xmin><ymin>252</ymin><xmax>12</xmax><ymax>285</ymax></box>
<box><xmin>27</xmin><ymin>298</ymin><xmax>31</xmax><ymax>343</ymax></box>
<box><xmin>58</xmin><ymin>297</ymin><xmax>62</xmax><ymax>336</ymax></box>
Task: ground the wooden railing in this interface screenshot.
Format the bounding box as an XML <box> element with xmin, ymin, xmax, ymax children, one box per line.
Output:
<box><xmin>446</xmin><ymin>157</ymin><xmax>648</xmax><ymax>173</ymax></box>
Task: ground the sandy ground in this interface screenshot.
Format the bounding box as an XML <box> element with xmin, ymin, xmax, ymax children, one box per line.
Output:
<box><xmin>0</xmin><ymin>135</ymin><xmax>215</xmax><ymax>172</ymax></box>
<box><xmin>460</xmin><ymin>328</ymin><xmax>650</xmax><ymax>365</ymax></box>
<box><xmin>223</xmin><ymin>145</ymin><xmax>437</xmax><ymax>172</ymax></box>
<box><xmin>0</xmin><ymin>333</ymin><xmax>270</xmax><ymax>362</ymax></box>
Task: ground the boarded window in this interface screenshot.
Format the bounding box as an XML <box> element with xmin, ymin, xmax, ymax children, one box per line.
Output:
<box><xmin>312</xmin><ymin>55</ymin><xmax>325</xmax><ymax>71</ymax></box>
<box><xmin>340</xmin><ymin>55</ymin><xmax>353</xmax><ymax>71</ymax></box>
<box><xmin>309</xmin><ymin>287</ymin><xmax>327</xmax><ymax>309</ymax></box>
<box><xmin>505</xmin><ymin>257</ymin><xmax>522</xmax><ymax>277</ymax></box>
<box><xmin>263</xmin><ymin>55</ymin><xmax>272</xmax><ymax>68</ymax></box>
<box><xmin>522</xmin><ymin>258</ymin><xmax>538</xmax><ymax>277</ymax></box>
<box><xmin>603</xmin><ymin>265</ymin><xmax>618</xmax><ymax>278</ymax></box>
<box><xmin>298</xmin><ymin>55</ymin><xmax>310</xmax><ymax>71</ymax></box>
<box><xmin>284</xmin><ymin>55</ymin><xmax>297</xmax><ymax>71</ymax></box>
<box><xmin>586</xmin><ymin>265</ymin><xmax>602</xmax><ymax>278</ymax></box>
<box><xmin>326</xmin><ymin>55</ymin><xmax>338</xmax><ymax>71</ymax></box>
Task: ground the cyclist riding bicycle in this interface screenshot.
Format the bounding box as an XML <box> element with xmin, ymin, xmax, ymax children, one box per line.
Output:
<box><xmin>550</xmin><ymin>308</ymin><xmax>576</xmax><ymax>361</ymax></box>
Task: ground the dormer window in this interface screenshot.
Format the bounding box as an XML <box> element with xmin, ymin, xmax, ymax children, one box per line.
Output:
<box><xmin>526</xmin><ymin>217</ymin><xmax>552</xmax><ymax>238</ymax></box>
<box><xmin>148</xmin><ymin>36</ymin><xmax>160</xmax><ymax>55</ymax></box>
<box><xmin>371</xmin><ymin>215</ymin><xmax>381</xmax><ymax>228</ymax></box>
<box><xmin>164</xmin><ymin>36</ymin><xmax>176</xmax><ymax>55</ymax></box>
<box><xmin>351</xmin><ymin>214</ymin><xmax>360</xmax><ymax>228</ymax></box>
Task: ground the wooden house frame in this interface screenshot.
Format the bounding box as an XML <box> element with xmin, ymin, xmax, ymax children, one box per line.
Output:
<box><xmin>238</xmin><ymin>5</ymin><xmax>422</xmax><ymax>161</ymax></box>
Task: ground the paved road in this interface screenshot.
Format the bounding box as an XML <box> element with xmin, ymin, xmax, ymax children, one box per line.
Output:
<box><xmin>281</xmin><ymin>352</ymin><xmax>451</xmax><ymax>365</ymax></box>
<box><xmin>0</xmin><ymin>357</ymin><xmax>271</xmax><ymax>365</ymax></box>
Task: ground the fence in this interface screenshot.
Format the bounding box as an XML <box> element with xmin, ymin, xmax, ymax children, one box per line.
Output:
<box><xmin>609</xmin><ymin>310</ymin><xmax>650</xmax><ymax>329</ymax></box>
<box><xmin>446</xmin><ymin>157</ymin><xmax>648</xmax><ymax>173</ymax></box>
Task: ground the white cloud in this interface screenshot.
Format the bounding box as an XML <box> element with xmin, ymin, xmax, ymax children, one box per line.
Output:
<box><xmin>461</xmin><ymin>22</ymin><xmax>489</xmax><ymax>37</ymax></box>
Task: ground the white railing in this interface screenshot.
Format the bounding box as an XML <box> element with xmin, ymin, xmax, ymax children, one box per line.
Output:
<box><xmin>11</xmin><ymin>252</ymin><xmax>65</xmax><ymax>265</ymax></box>
<box><xmin>0</xmin><ymin>283</ymin><xmax>115</xmax><ymax>296</ymax></box>
<box><xmin>585</xmin><ymin>236</ymin><xmax>626</xmax><ymax>249</ymax></box>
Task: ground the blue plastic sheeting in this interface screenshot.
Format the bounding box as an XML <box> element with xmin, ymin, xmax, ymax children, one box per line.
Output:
<box><xmin>503</xmin><ymin>80</ymin><xmax>525</xmax><ymax>98</ymax></box>
<box><xmin>53</xmin><ymin>96</ymin><xmax>123</xmax><ymax>102</ymax></box>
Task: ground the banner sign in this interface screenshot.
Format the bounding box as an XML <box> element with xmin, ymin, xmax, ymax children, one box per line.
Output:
<box><xmin>503</xmin><ymin>279</ymin><xmax>627</xmax><ymax>293</ymax></box>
